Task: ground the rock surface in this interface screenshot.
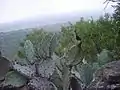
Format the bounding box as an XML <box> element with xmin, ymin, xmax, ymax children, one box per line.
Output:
<box><xmin>0</xmin><ymin>54</ymin><xmax>11</xmax><ymax>82</ymax></box>
<box><xmin>87</xmin><ymin>60</ymin><xmax>120</xmax><ymax>90</ymax></box>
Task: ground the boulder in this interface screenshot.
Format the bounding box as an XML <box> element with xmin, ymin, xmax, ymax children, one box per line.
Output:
<box><xmin>0</xmin><ymin>55</ymin><xmax>11</xmax><ymax>82</ymax></box>
<box><xmin>87</xmin><ymin>60</ymin><xmax>120</xmax><ymax>90</ymax></box>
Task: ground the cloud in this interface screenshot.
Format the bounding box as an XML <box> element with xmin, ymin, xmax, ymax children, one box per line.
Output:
<box><xmin>0</xmin><ymin>0</ymin><xmax>110</xmax><ymax>23</ymax></box>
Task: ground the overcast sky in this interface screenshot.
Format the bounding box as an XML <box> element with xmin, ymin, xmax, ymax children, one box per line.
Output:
<box><xmin>0</xmin><ymin>0</ymin><xmax>113</xmax><ymax>24</ymax></box>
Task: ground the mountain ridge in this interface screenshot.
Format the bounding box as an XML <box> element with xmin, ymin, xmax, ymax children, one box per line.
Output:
<box><xmin>0</xmin><ymin>10</ymin><xmax>104</xmax><ymax>32</ymax></box>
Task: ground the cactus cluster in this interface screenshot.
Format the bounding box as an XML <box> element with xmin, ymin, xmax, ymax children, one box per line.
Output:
<box><xmin>0</xmin><ymin>32</ymin><xmax>59</xmax><ymax>90</ymax></box>
<box><xmin>24</xmin><ymin>40</ymin><xmax>35</xmax><ymax>64</ymax></box>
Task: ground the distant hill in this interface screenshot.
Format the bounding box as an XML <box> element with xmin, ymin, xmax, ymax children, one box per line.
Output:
<box><xmin>0</xmin><ymin>29</ymin><xmax>31</xmax><ymax>60</ymax></box>
<box><xmin>0</xmin><ymin>10</ymin><xmax>103</xmax><ymax>32</ymax></box>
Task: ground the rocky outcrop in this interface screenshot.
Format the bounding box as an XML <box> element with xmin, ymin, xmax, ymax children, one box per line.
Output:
<box><xmin>0</xmin><ymin>52</ymin><xmax>11</xmax><ymax>82</ymax></box>
<box><xmin>87</xmin><ymin>60</ymin><xmax>120</xmax><ymax>90</ymax></box>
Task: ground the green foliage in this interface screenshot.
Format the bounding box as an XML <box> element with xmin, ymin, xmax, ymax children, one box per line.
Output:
<box><xmin>25</xmin><ymin>29</ymin><xmax>47</xmax><ymax>45</ymax></box>
<box><xmin>56</xmin><ymin>24</ymin><xmax>77</xmax><ymax>56</ymax></box>
<box><xmin>17</xmin><ymin>50</ymin><xmax>25</xmax><ymax>59</ymax></box>
<box><xmin>49</xmin><ymin>33</ymin><xmax>59</xmax><ymax>57</ymax></box>
<box><xmin>57</xmin><ymin>13</ymin><xmax>119</xmax><ymax>62</ymax></box>
<box><xmin>106</xmin><ymin>0</ymin><xmax>120</xmax><ymax>59</ymax></box>
<box><xmin>55</xmin><ymin>13</ymin><xmax>120</xmax><ymax>87</ymax></box>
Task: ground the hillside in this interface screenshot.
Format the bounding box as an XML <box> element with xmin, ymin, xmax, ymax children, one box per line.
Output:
<box><xmin>0</xmin><ymin>29</ymin><xmax>31</xmax><ymax>60</ymax></box>
<box><xmin>0</xmin><ymin>23</ymin><xmax>64</xmax><ymax>60</ymax></box>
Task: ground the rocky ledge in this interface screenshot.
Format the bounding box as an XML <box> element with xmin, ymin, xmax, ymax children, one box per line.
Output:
<box><xmin>87</xmin><ymin>60</ymin><xmax>120</xmax><ymax>90</ymax></box>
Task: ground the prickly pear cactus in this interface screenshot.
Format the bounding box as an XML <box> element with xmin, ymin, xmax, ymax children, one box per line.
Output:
<box><xmin>37</xmin><ymin>33</ymin><xmax>53</xmax><ymax>58</ymax></box>
<box><xmin>34</xmin><ymin>33</ymin><xmax>58</xmax><ymax>78</ymax></box>
<box><xmin>77</xmin><ymin>63</ymin><xmax>94</xmax><ymax>86</ymax></box>
<box><xmin>37</xmin><ymin>59</ymin><xmax>56</xmax><ymax>78</ymax></box>
<box><xmin>28</xmin><ymin>77</ymin><xmax>57</xmax><ymax>90</ymax></box>
<box><xmin>34</xmin><ymin>33</ymin><xmax>58</xmax><ymax>60</ymax></box>
<box><xmin>55</xmin><ymin>44</ymin><xmax>84</xmax><ymax>90</ymax></box>
<box><xmin>49</xmin><ymin>33</ymin><xmax>58</xmax><ymax>57</ymax></box>
<box><xmin>66</xmin><ymin>44</ymin><xmax>83</xmax><ymax>66</ymax></box>
<box><xmin>98</xmin><ymin>49</ymin><xmax>113</xmax><ymax>65</ymax></box>
<box><xmin>0</xmin><ymin>32</ymin><xmax>59</xmax><ymax>90</ymax></box>
<box><xmin>24</xmin><ymin>40</ymin><xmax>35</xmax><ymax>64</ymax></box>
<box><xmin>1</xmin><ymin>71</ymin><xmax>27</xmax><ymax>88</ymax></box>
<box><xmin>12</xmin><ymin>62</ymin><xmax>36</xmax><ymax>78</ymax></box>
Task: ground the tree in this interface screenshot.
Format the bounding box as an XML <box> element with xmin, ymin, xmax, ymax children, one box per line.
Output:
<box><xmin>105</xmin><ymin>0</ymin><xmax>120</xmax><ymax>59</ymax></box>
<box><xmin>57</xmin><ymin>15</ymin><xmax>117</xmax><ymax>62</ymax></box>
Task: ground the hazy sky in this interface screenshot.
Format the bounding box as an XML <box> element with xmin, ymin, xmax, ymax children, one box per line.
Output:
<box><xmin>0</xmin><ymin>0</ymin><xmax>112</xmax><ymax>24</ymax></box>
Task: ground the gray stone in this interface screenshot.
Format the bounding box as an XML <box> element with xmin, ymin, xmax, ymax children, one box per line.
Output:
<box><xmin>87</xmin><ymin>60</ymin><xmax>120</xmax><ymax>90</ymax></box>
